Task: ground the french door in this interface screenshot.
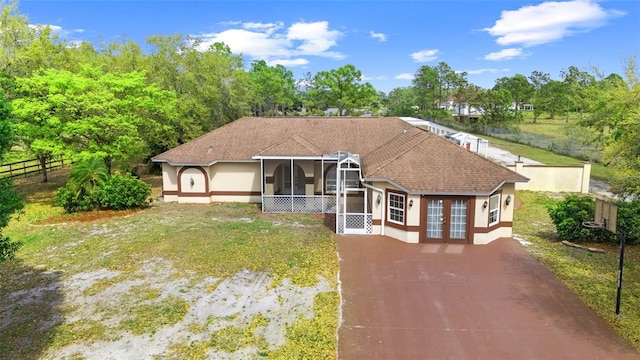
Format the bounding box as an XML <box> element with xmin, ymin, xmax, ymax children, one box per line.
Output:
<box><xmin>423</xmin><ymin>197</ymin><xmax>470</xmax><ymax>244</ymax></box>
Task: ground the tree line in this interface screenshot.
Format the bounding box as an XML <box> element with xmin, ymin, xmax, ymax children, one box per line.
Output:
<box><xmin>0</xmin><ymin>0</ymin><xmax>638</xmax><ymax>199</ymax></box>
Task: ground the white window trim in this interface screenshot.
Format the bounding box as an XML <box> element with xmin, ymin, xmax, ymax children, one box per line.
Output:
<box><xmin>387</xmin><ymin>192</ymin><xmax>405</xmax><ymax>225</ymax></box>
<box><xmin>489</xmin><ymin>194</ymin><xmax>500</xmax><ymax>226</ymax></box>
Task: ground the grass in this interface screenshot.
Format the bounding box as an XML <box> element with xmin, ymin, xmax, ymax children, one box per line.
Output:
<box><xmin>514</xmin><ymin>191</ymin><xmax>640</xmax><ymax>350</ymax></box>
<box><xmin>0</xmin><ymin>168</ymin><xmax>339</xmax><ymax>359</ymax></box>
<box><xmin>476</xmin><ymin>132</ymin><xmax>619</xmax><ymax>182</ymax></box>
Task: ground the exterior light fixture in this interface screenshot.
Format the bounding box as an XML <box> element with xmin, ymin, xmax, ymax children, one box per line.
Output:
<box><xmin>377</xmin><ymin>193</ymin><xmax>381</xmax><ymax>204</ymax></box>
<box><xmin>409</xmin><ymin>199</ymin><xmax>414</xmax><ymax>208</ymax></box>
<box><xmin>505</xmin><ymin>195</ymin><xmax>512</xmax><ymax>206</ymax></box>
<box><xmin>190</xmin><ymin>177</ymin><xmax>194</xmax><ymax>187</ymax></box>
<box><xmin>483</xmin><ymin>200</ymin><xmax>488</xmax><ymax>209</ymax></box>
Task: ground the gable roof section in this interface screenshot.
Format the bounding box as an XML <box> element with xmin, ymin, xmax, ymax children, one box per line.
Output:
<box><xmin>362</xmin><ymin>128</ymin><xmax>527</xmax><ymax>194</ymax></box>
<box><xmin>255</xmin><ymin>135</ymin><xmax>323</xmax><ymax>157</ymax></box>
<box><xmin>152</xmin><ymin>116</ymin><xmax>528</xmax><ymax>194</ymax></box>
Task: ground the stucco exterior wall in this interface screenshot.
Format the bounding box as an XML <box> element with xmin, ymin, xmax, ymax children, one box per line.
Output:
<box><xmin>210</xmin><ymin>162</ymin><xmax>261</xmax><ymax>203</ymax></box>
<box><xmin>385</xmin><ymin>226</ymin><xmax>420</xmax><ymax>243</ymax></box>
<box><xmin>473</xmin><ymin>227</ymin><xmax>513</xmax><ymax>245</ymax></box>
<box><xmin>161</xmin><ymin>163</ymin><xmax>179</xmax><ymax>202</ymax></box>
<box><xmin>474</xmin><ymin>183</ymin><xmax>516</xmax><ymax>228</ymax></box>
<box><xmin>507</xmin><ymin>162</ymin><xmax>590</xmax><ymax>193</ymax></box>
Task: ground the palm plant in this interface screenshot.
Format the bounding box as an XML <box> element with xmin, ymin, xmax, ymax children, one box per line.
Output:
<box><xmin>69</xmin><ymin>156</ymin><xmax>110</xmax><ymax>197</ymax></box>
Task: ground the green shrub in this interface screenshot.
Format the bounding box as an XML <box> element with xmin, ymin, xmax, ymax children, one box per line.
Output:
<box><xmin>55</xmin><ymin>183</ymin><xmax>98</xmax><ymax>213</ymax></box>
<box><xmin>0</xmin><ymin>232</ymin><xmax>22</xmax><ymax>261</ymax></box>
<box><xmin>546</xmin><ymin>195</ymin><xmax>640</xmax><ymax>244</ymax></box>
<box><xmin>546</xmin><ymin>195</ymin><xmax>612</xmax><ymax>242</ymax></box>
<box><xmin>95</xmin><ymin>173</ymin><xmax>151</xmax><ymax>210</ymax></box>
<box><xmin>616</xmin><ymin>200</ymin><xmax>640</xmax><ymax>245</ymax></box>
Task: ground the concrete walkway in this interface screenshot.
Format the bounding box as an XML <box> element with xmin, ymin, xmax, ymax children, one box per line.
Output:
<box><xmin>337</xmin><ymin>236</ymin><xmax>639</xmax><ymax>359</ymax></box>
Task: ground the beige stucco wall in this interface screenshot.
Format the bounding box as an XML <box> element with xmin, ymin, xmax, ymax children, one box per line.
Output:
<box><xmin>385</xmin><ymin>226</ymin><xmax>420</xmax><ymax>243</ymax></box>
<box><xmin>507</xmin><ymin>162</ymin><xmax>590</xmax><ymax>193</ymax></box>
<box><xmin>210</xmin><ymin>162</ymin><xmax>260</xmax><ymax>192</ymax></box>
<box><xmin>474</xmin><ymin>183</ymin><xmax>516</xmax><ymax>228</ymax></box>
<box><xmin>474</xmin><ymin>183</ymin><xmax>516</xmax><ymax>244</ymax></box>
<box><xmin>209</xmin><ymin>162</ymin><xmax>261</xmax><ymax>203</ymax></box>
<box><xmin>162</xmin><ymin>163</ymin><xmax>178</xmax><ymax>192</ymax></box>
<box><xmin>473</xmin><ymin>227</ymin><xmax>513</xmax><ymax>245</ymax></box>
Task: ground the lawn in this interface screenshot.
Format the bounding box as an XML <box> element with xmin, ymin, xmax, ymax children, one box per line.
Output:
<box><xmin>476</xmin><ymin>132</ymin><xmax>618</xmax><ymax>182</ymax></box>
<box><xmin>513</xmin><ymin>191</ymin><xmax>640</xmax><ymax>351</ymax></box>
<box><xmin>0</xmin><ymin>169</ymin><xmax>339</xmax><ymax>359</ymax></box>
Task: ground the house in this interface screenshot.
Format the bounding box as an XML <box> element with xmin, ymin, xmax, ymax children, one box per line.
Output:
<box><xmin>152</xmin><ymin>117</ymin><xmax>528</xmax><ymax>244</ymax></box>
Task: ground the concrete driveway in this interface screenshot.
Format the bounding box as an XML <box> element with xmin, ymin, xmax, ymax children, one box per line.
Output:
<box><xmin>337</xmin><ymin>236</ymin><xmax>639</xmax><ymax>359</ymax></box>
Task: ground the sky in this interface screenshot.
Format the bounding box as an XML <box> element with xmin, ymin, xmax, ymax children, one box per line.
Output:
<box><xmin>16</xmin><ymin>0</ymin><xmax>640</xmax><ymax>93</ymax></box>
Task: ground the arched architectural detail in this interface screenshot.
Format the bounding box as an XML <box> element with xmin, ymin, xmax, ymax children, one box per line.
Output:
<box><xmin>273</xmin><ymin>163</ymin><xmax>306</xmax><ymax>195</ymax></box>
<box><xmin>178</xmin><ymin>166</ymin><xmax>209</xmax><ymax>195</ymax></box>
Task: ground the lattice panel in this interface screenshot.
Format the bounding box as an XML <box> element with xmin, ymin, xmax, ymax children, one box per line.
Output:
<box><xmin>262</xmin><ymin>196</ymin><xmax>336</xmax><ymax>214</ymax></box>
<box><xmin>345</xmin><ymin>214</ymin><xmax>365</xmax><ymax>229</ymax></box>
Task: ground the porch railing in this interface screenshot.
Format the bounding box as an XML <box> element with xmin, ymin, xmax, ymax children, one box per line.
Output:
<box><xmin>262</xmin><ymin>195</ymin><xmax>337</xmax><ymax>213</ymax></box>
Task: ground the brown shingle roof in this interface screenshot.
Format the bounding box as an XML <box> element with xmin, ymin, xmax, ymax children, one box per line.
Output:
<box><xmin>152</xmin><ymin>117</ymin><xmax>528</xmax><ymax>194</ymax></box>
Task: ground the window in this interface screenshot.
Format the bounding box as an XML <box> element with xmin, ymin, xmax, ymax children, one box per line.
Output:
<box><xmin>325</xmin><ymin>165</ymin><xmax>360</xmax><ymax>192</ymax></box>
<box><xmin>388</xmin><ymin>192</ymin><xmax>405</xmax><ymax>225</ymax></box>
<box><xmin>489</xmin><ymin>194</ymin><xmax>500</xmax><ymax>226</ymax></box>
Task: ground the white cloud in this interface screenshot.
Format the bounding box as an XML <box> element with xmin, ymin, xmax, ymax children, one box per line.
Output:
<box><xmin>29</xmin><ymin>23</ymin><xmax>85</xmax><ymax>37</ymax></box>
<box><xmin>395</xmin><ymin>73</ymin><xmax>414</xmax><ymax>80</ymax></box>
<box><xmin>242</xmin><ymin>21</ymin><xmax>284</xmax><ymax>35</ymax></box>
<box><xmin>484</xmin><ymin>0</ymin><xmax>626</xmax><ymax>47</ymax></box>
<box><xmin>370</xmin><ymin>30</ymin><xmax>387</xmax><ymax>42</ymax></box>
<box><xmin>267</xmin><ymin>58</ymin><xmax>309</xmax><ymax>67</ymax></box>
<box><xmin>361</xmin><ymin>75</ymin><xmax>385</xmax><ymax>81</ymax></box>
<box><xmin>196</xmin><ymin>28</ymin><xmax>291</xmax><ymax>58</ymax></box>
<box><xmin>461</xmin><ymin>68</ymin><xmax>511</xmax><ymax>75</ymax></box>
<box><xmin>193</xmin><ymin>20</ymin><xmax>345</xmax><ymax>63</ymax></box>
<box><xmin>484</xmin><ymin>48</ymin><xmax>527</xmax><ymax>61</ymax></box>
<box><xmin>287</xmin><ymin>21</ymin><xmax>343</xmax><ymax>58</ymax></box>
<box><xmin>411</xmin><ymin>49</ymin><xmax>439</xmax><ymax>62</ymax></box>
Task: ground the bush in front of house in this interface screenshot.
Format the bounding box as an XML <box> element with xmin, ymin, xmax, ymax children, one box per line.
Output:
<box><xmin>55</xmin><ymin>184</ymin><xmax>99</xmax><ymax>213</ymax></box>
<box><xmin>56</xmin><ymin>158</ymin><xmax>151</xmax><ymax>213</ymax></box>
<box><xmin>546</xmin><ymin>195</ymin><xmax>640</xmax><ymax>244</ymax></box>
<box><xmin>94</xmin><ymin>173</ymin><xmax>151</xmax><ymax>210</ymax></box>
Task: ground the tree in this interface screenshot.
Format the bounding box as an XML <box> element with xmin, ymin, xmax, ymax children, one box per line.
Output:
<box><xmin>528</xmin><ymin>70</ymin><xmax>550</xmax><ymax>123</ymax></box>
<box><xmin>12</xmin><ymin>67</ymin><xmax>178</xmax><ymax>176</ymax></box>
<box><xmin>146</xmin><ymin>36</ymin><xmax>249</xmax><ymax>134</ymax></box>
<box><xmin>539</xmin><ymin>80</ymin><xmax>567</xmax><ymax>120</ymax></box>
<box><xmin>311</xmin><ymin>64</ymin><xmax>378</xmax><ymax>116</ymax></box>
<box><xmin>387</xmin><ymin>87</ymin><xmax>418</xmax><ymax>117</ymax></box>
<box><xmin>582</xmin><ymin>57</ymin><xmax>640</xmax><ymax>198</ymax></box>
<box><xmin>477</xmin><ymin>88</ymin><xmax>520</xmax><ymax>128</ymax></box>
<box><xmin>561</xmin><ymin>66</ymin><xmax>594</xmax><ymax>121</ymax></box>
<box><xmin>454</xmin><ymin>83</ymin><xmax>483</xmax><ymax>117</ymax></box>
<box><xmin>493</xmin><ymin>74</ymin><xmax>533</xmax><ymax>117</ymax></box>
<box><xmin>412</xmin><ymin>65</ymin><xmax>439</xmax><ymax>116</ymax></box>
<box><xmin>0</xmin><ymin>1</ymin><xmax>69</xmax><ymax>82</ymax></box>
<box><xmin>248</xmin><ymin>60</ymin><xmax>296</xmax><ymax>116</ymax></box>
<box><xmin>0</xmin><ymin>88</ymin><xmax>23</xmax><ymax>262</ymax></box>
<box><xmin>0</xmin><ymin>88</ymin><xmax>12</xmax><ymax>158</ymax></box>
<box><xmin>11</xmin><ymin>71</ymin><xmax>69</xmax><ymax>182</ymax></box>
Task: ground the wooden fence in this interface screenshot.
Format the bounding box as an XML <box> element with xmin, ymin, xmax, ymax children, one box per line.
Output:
<box><xmin>0</xmin><ymin>157</ymin><xmax>69</xmax><ymax>179</ymax></box>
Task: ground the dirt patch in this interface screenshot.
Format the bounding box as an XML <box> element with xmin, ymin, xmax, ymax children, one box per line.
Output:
<box><xmin>14</xmin><ymin>257</ymin><xmax>334</xmax><ymax>359</ymax></box>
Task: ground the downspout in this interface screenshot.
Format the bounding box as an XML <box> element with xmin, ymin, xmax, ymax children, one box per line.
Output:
<box><xmin>360</xmin><ymin>179</ymin><xmax>385</xmax><ymax>236</ymax></box>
